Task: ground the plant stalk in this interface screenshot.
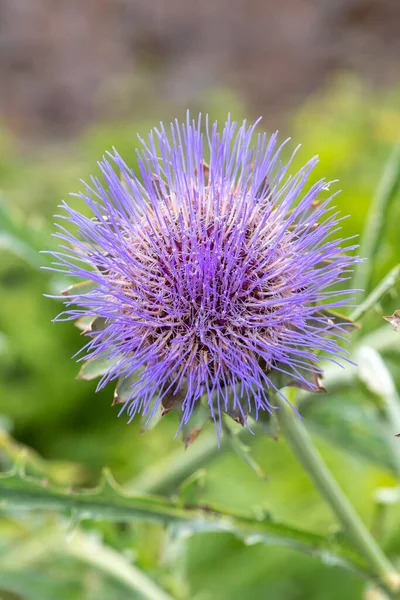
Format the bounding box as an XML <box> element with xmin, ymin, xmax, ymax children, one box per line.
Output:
<box><xmin>275</xmin><ymin>392</ymin><xmax>400</xmax><ymax>594</ymax></box>
<box><xmin>0</xmin><ymin>466</ymin><xmax>370</xmax><ymax>581</ymax></box>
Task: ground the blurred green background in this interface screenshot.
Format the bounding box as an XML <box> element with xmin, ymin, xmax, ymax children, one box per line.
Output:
<box><xmin>1</xmin><ymin>3</ymin><xmax>400</xmax><ymax>599</ymax></box>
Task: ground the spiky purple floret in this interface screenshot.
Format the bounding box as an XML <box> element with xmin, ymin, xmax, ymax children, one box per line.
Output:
<box><xmin>49</xmin><ymin>115</ymin><xmax>360</xmax><ymax>431</ymax></box>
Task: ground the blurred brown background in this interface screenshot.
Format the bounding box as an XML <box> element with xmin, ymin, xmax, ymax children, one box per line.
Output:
<box><xmin>1</xmin><ymin>0</ymin><xmax>399</xmax><ymax>142</ymax></box>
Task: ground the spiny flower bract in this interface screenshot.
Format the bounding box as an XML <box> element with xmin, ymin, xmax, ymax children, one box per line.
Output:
<box><xmin>51</xmin><ymin>115</ymin><xmax>359</xmax><ymax>435</ymax></box>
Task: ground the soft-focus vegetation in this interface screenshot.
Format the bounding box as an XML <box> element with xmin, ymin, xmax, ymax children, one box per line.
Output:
<box><xmin>1</xmin><ymin>77</ymin><xmax>400</xmax><ymax>599</ymax></box>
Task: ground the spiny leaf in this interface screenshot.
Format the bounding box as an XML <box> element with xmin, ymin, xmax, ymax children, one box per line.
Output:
<box><xmin>0</xmin><ymin>467</ymin><xmax>368</xmax><ymax>578</ymax></box>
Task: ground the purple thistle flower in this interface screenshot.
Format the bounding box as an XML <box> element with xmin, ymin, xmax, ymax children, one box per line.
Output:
<box><xmin>50</xmin><ymin>115</ymin><xmax>359</xmax><ymax>437</ymax></box>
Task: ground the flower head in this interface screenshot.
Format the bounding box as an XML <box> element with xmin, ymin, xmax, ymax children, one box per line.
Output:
<box><xmin>51</xmin><ymin>115</ymin><xmax>359</xmax><ymax>436</ymax></box>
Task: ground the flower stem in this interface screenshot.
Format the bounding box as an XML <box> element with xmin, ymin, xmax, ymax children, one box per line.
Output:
<box><xmin>275</xmin><ymin>392</ymin><xmax>400</xmax><ymax>594</ymax></box>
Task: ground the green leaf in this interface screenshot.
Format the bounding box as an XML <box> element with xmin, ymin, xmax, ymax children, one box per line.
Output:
<box><xmin>356</xmin><ymin>346</ymin><xmax>400</xmax><ymax>474</ymax></box>
<box><xmin>0</xmin><ymin>197</ymin><xmax>48</xmax><ymax>268</ymax></box>
<box><xmin>301</xmin><ymin>394</ymin><xmax>395</xmax><ymax>472</ymax></box>
<box><xmin>353</xmin><ymin>139</ymin><xmax>400</xmax><ymax>296</ymax></box>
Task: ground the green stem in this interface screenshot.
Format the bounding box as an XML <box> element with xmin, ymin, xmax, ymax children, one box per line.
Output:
<box><xmin>0</xmin><ymin>468</ymin><xmax>370</xmax><ymax>581</ymax></box>
<box><xmin>353</xmin><ymin>141</ymin><xmax>400</xmax><ymax>297</ymax></box>
<box><xmin>275</xmin><ymin>392</ymin><xmax>400</xmax><ymax>594</ymax></box>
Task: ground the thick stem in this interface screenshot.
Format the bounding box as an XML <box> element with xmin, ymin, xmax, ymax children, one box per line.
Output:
<box><xmin>0</xmin><ymin>466</ymin><xmax>370</xmax><ymax>581</ymax></box>
<box><xmin>275</xmin><ymin>393</ymin><xmax>400</xmax><ymax>594</ymax></box>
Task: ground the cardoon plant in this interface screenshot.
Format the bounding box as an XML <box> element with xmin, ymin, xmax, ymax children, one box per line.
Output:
<box><xmin>51</xmin><ymin>115</ymin><xmax>359</xmax><ymax>436</ymax></box>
